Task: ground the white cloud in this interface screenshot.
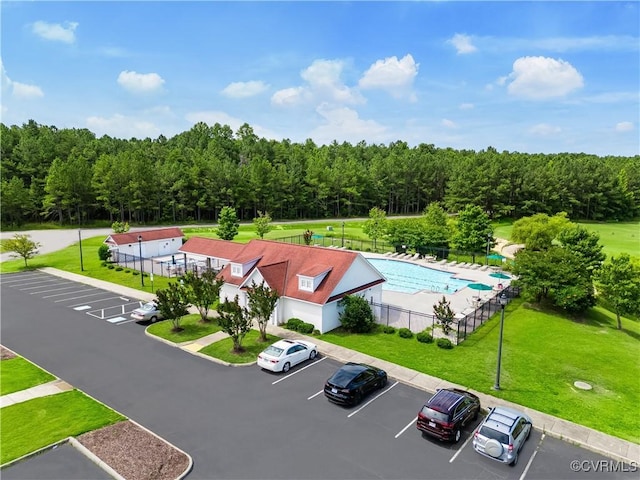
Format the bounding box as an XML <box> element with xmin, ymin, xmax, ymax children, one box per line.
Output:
<box><xmin>448</xmin><ymin>34</ymin><xmax>477</xmax><ymax>54</ymax></box>
<box><xmin>459</xmin><ymin>103</ymin><xmax>474</xmax><ymax>110</ymax></box>
<box><xmin>1</xmin><ymin>59</ymin><xmax>44</xmax><ymax>99</ymax></box>
<box><xmin>32</xmin><ymin>21</ymin><xmax>78</xmax><ymax>44</ymax></box>
<box><xmin>359</xmin><ymin>54</ymin><xmax>418</xmax><ymax>100</ymax></box>
<box><xmin>504</xmin><ymin>56</ymin><xmax>584</xmax><ymax>99</ymax></box>
<box><xmin>272</xmin><ymin>59</ymin><xmax>363</xmax><ymax>107</ymax></box>
<box><xmin>221</xmin><ymin>80</ymin><xmax>269</xmax><ymax>98</ymax></box>
<box><xmin>615</xmin><ymin>121</ymin><xmax>634</xmax><ymax>132</ymax></box>
<box><xmin>86</xmin><ymin>114</ymin><xmax>161</xmax><ymax>139</ymax></box>
<box><xmin>117</xmin><ymin>71</ymin><xmax>165</xmax><ymax>94</ymax></box>
<box><xmin>529</xmin><ymin>123</ymin><xmax>562</xmax><ymax>136</ymax></box>
<box><xmin>310</xmin><ymin>103</ymin><xmax>389</xmax><ymax>145</ymax></box>
<box><xmin>13</xmin><ymin>82</ymin><xmax>44</xmax><ymax>99</ymax></box>
<box><xmin>271</xmin><ymin>87</ymin><xmax>309</xmax><ymax>106</ymax></box>
<box><xmin>442</xmin><ymin>119</ymin><xmax>458</xmax><ymax>129</ymax></box>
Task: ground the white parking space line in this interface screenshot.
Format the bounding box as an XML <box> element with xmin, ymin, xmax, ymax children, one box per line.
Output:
<box><xmin>0</xmin><ymin>273</ymin><xmax>43</xmax><ymax>282</ymax></box>
<box><xmin>29</xmin><ymin>285</ymin><xmax>76</xmax><ymax>294</ymax></box>
<box><xmin>68</xmin><ymin>297</ymin><xmax>121</xmax><ymax>307</ymax></box>
<box><xmin>42</xmin><ymin>288</ymin><xmax>95</xmax><ymax>298</ymax></box>
<box><xmin>395</xmin><ymin>416</ymin><xmax>418</xmax><ymax>439</ymax></box>
<box><xmin>307</xmin><ymin>390</ymin><xmax>324</xmax><ymax>400</ymax></box>
<box><xmin>0</xmin><ymin>276</ymin><xmax>47</xmax><ymax>285</ymax></box>
<box><xmin>519</xmin><ymin>433</ymin><xmax>544</xmax><ymax>480</ymax></box>
<box><xmin>86</xmin><ymin>303</ymin><xmax>141</xmax><ymax>320</ymax></box>
<box><xmin>54</xmin><ymin>291</ymin><xmax>110</xmax><ymax>303</ymax></box>
<box><xmin>347</xmin><ymin>381</ymin><xmax>399</xmax><ymax>418</ymax></box>
<box><xmin>271</xmin><ymin>357</ymin><xmax>327</xmax><ymax>385</ymax></box>
<box><xmin>114</xmin><ymin>317</ymin><xmax>141</xmax><ymax>325</ymax></box>
<box><xmin>18</xmin><ymin>280</ymin><xmax>64</xmax><ymax>290</ymax></box>
<box><xmin>449</xmin><ymin>429</ymin><xmax>475</xmax><ymax>463</ymax></box>
<box><xmin>106</xmin><ymin>317</ymin><xmax>127</xmax><ymax>324</ymax></box>
<box><xmin>73</xmin><ymin>305</ymin><xmax>92</xmax><ymax>311</ymax></box>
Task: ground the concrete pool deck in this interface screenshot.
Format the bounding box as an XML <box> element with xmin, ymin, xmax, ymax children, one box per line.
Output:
<box><xmin>363</xmin><ymin>252</ymin><xmax>511</xmax><ymax>319</ymax></box>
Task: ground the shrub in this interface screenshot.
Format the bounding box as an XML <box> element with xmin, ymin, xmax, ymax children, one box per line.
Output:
<box><xmin>338</xmin><ymin>295</ymin><xmax>376</xmax><ymax>333</ymax></box>
<box><xmin>398</xmin><ymin>328</ymin><xmax>413</xmax><ymax>339</ymax></box>
<box><xmin>101</xmin><ymin>261</ymin><xmax>108</xmax><ymax>267</ymax></box>
<box><xmin>124</xmin><ymin>269</ymin><xmax>131</xmax><ymax>273</ymax></box>
<box><xmin>98</xmin><ymin>244</ymin><xmax>112</xmax><ymax>262</ymax></box>
<box><xmin>115</xmin><ymin>266</ymin><xmax>123</xmax><ymax>272</ymax></box>
<box><xmin>436</xmin><ymin>338</ymin><xmax>454</xmax><ymax>349</ymax></box>
<box><xmin>107</xmin><ymin>264</ymin><xmax>115</xmax><ymax>269</ymax></box>
<box><xmin>286</xmin><ymin>318</ymin><xmax>304</xmax><ymax>330</ymax></box>
<box><xmin>132</xmin><ymin>271</ymin><xmax>140</xmax><ymax>276</ymax></box>
<box><xmin>313</xmin><ymin>329</ymin><xmax>321</xmax><ymax>336</ymax></box>
<box><xmin>299</xmin><ymin>322</ymin><xmax>315</xmax><ymax>334</ymax></box>
<box><xmin>417</xmin><ymin>331</ymin><xmax>434</xmax><ymax>343</ymax></box>
<box><xmin>382</xmin><ymin>325</ymin><xmax>396</xmax><ymax>334</ymax></box>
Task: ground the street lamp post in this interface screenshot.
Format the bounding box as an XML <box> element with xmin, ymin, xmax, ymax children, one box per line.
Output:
<box><xmin>78</xmin><ymin>229</ymin><xmax>84</xmax><ymax>272</ymax></box>
<box><xmin>493</xmin><ymin>293</ymin><xmax>508</xmax><ymax>390</ymax></box>
<box><xmin>341</xmin><ymin>222</ymin><xmax>345</xmax><ymax>248</ymax></box>
<box><xmin>138</xmin><ymin>235</ymin><xmax>144</xmax><ymax>287</ymax></box>
<box><xmin>486</xmin><ymin>233</ymin><xmax>492</xmax><ymax>265</ymax></box>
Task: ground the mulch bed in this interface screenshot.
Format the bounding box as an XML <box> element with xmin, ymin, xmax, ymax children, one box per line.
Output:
<box><xmin>0</xmin><ymin>345</ymin><xmax>17</xmax><ymax>360</ymax></box>
<box><xmin>77</xmin><ymin>420</ymin><xmax>190</xmax><ymax>480</ymax></box>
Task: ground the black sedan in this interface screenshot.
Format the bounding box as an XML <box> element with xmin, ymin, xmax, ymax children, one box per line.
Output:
<box><xmin>324</xmin><ymin>362</ymin><xmax>387</xmax><ymax>405</ymax></box>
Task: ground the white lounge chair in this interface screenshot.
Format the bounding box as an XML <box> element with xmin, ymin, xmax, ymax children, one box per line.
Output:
<box><xmin>410</xmin><ymin>253</ymin><xmax>420</xmax><ymax>260</ymax></box>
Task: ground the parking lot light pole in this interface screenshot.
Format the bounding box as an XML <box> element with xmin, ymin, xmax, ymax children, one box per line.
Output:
<box><xmin>486</xmin><ymin>233</ymin><xmax>491</xmax><ymax>265</ymax></box>
<box><xmin>493</xmin><ymin>293</ymin><xmax>508</xmax><ymax>390</ymax></box>
<box><xmin>138</xmin><ymin>235</ymin><xmax>144</xmax><ymax>287</ymax></box>
<box><xmin>78</xmin><ymin>229</ymin><xmax>84</xmax><ymax>272</ymax></box>
<box><xmin>342</xmin><ymin>221</ymin><xmax>345</xmax><ymax>247</ymax></box>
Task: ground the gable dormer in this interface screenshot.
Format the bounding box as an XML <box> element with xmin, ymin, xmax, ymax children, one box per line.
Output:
<box><xmin>297</xmin><ymin>264</ymin><xmax>332</xmax><ymax>292</ymax></box>
<box><xmin>230</xmin><ymin>256</ymin><xmax>261</xmax><ymax>278</ymax></box>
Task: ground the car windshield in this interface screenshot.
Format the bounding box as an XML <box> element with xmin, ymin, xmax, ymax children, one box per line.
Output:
<box><xmin>263</xmin><ymin>346</ymin><xmax>284</xmax><ymax>357</ymax></box>
<box><xmin>140</xmin><ymin>303</ymin><xmax>156</xmax><ymax>311</ymax></box>
<box><xmin>420</xmin><ymin>406</ymin><xmax>449</xmax><ymax>422</ymax></box>
<box><xmin>479</xmin><ymin>426</ymin><xmax>510</xmax><ymax>445</ymax></box>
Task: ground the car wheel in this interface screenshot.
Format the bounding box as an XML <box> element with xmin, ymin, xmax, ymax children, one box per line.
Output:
<box><xmin>526</xmin><ymin>425</ymin><xmax>532</xmax><ymax>440</ymax></box>
<box><xmin>510</xmin><ymin>453</ymin><xmax>519</xmax><ymax>467</ymax></box>
<box><xmin>453</xmin><ymin>429</ymin><xmax>461</xmax><ymax>443</ymax></box>
<box><xmin>309</xmin><ymin>350</ymin><xmax>317</xmax><ymax>360</ymax></box>
<box><xmin>282</xmin><ymin>362</ymin><xmax>291</xmax><ymax>373</ymax></box>
<box><xmin>473</xmin><ymin>408</ymin><xmax>479</xmax><ymax>421</ymax></box>
<box><xmin>150</xmin><ymin>316</ymin><xmax>158</xmax><ymax>323</ymax></box>
<box><xmin>354</xmin><ymin>391</ymin><xmax>362</xmax><ymax>405</ymax></box>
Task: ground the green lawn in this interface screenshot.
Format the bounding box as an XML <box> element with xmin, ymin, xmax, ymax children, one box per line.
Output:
<box><xmin>0</xmin><ymin>357</ymin><xmax>56</xmax><ymax>396</ymax></box>
<box><xmin>146</xmin><ymin>314</ymin><xmax>221</xmax><ymax>343</ymax></box>
<box><xmin>493</xmin><ymin>220</ymin><xmax>639</xmax><ymax>258</ymax></box>
<box><xmin>199</xmin><ymin>330</ymin><xmax>279</xmax><ymax>363</ymax></box>
<box><xmin>1</xmin><ymin>390</ymin><xmax>124</xmax><ymax>464</ymax></box>
<box><xmin>319</xmin><ymin>300</ymin><xmax>640</xmax><ymax>443</ymax></box>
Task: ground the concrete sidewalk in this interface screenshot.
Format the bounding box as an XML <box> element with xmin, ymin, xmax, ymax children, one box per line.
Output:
<box><xmin>0</xmin><ymin>379</ymin><xmax>74</xmax><ymax>408</ymax></box>
<box><xmin>35</xmin><ymin>267</ymin><xmax>640</xmax><ymax>466</ymax></box>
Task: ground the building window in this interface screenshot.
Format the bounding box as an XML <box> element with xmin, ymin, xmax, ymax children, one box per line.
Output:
<box><xmin>299</xmin><ymin>277</ymin><xmax>313</xmax><ymax>291</ymax></box>
<box><xmin>231</xmin><ymin>264</ymin><xmax>242</xmax><ymax>277</ymax></box>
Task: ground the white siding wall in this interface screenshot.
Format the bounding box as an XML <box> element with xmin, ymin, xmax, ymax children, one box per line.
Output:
<box><xmin>111</xmin><ymin>237</ymin><xmax>182</xmax><ymax>258</ymax></box>
<box><xmin>280</xmin><ymin>299</ymin><xmax>323</xmax><ymax>332</ymax></box>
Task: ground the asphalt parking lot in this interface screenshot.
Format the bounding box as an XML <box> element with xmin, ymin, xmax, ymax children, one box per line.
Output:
<box><xmin>2</xmin><ymin>271</ymin><xmax>637</xmax><ymax>480</ymax></box>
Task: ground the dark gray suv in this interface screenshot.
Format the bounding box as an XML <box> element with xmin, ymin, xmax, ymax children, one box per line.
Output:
<box><xmin>472</xmin><ymin>406</ymin><xmax>533</xmax><ymax>466</ymax></box>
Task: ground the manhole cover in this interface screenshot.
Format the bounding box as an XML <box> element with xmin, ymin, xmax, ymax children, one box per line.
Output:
<box><xmin>574</xmin><ymin>381</ymin><xmax>592</xmax><ymax>390</ymax></box>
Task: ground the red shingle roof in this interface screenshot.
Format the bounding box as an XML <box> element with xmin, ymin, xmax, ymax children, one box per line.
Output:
<box><xmin>179</xmin><ymin>236</ymin><xmax>246</xmax><ymax>259</ymax></box>
<box><xmin>217</xmin><ymin>239</ymin><xmax>381</xmax><ymax>305</ymax></box>
<box><xmin>106</xmin><ymin>227</ymin><xmax>184</xmax><ymax>245</ymax></box>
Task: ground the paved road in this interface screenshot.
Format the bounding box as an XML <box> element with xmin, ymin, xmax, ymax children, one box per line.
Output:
<box><xmin>2</xmin><ymin>271</ymin><xmax>637</xmax><ymax>480</ymax></box>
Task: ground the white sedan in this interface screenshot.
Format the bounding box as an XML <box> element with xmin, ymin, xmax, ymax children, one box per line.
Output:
<box><xmin>257</xmin><ymin>339</ymin><xmax>318</xmax><ymax>373</ymax></box>
<box><xmin>130</xmin><ymin>302</ymin><xmax>163</xmax><ymax>323</ymax></box>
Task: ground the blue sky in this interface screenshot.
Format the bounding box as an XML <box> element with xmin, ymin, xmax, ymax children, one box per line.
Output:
<box><xmin>2</xmin><ymin>1</ymin><xmax>638</xmax><ymax>156</ymax></box>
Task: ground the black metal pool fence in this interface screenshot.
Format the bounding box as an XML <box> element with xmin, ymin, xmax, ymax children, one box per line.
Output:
<box><xmin>370</xmin><ymin>285</ymin><xmax>519</xmax><ymax>345</ymax></box>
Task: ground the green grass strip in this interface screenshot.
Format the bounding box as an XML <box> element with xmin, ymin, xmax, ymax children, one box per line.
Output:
<box><xmin>146</xmin><ymin>314</ymin><xmax>221</xmax><ymax>343</ymax></box>
<box><xmin>199</xmin><ymin>330</ymin><xmax>279</xmax><ymax>363</ymax></box>
<box><xmin>1</xmin><ymin>390</ymin><xmax>125</xmax><ymax>464</ymax></box>
<box><xmin>0</xmin><ymin>357</ymin><xmax>56</xmax><ymax>396</ymax></box>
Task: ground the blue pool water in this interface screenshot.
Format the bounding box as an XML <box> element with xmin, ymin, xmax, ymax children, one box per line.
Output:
<box><xmin>367</xmin><ymin>258</ymin><xmax>471</xmax><ymax>294</ymax></box>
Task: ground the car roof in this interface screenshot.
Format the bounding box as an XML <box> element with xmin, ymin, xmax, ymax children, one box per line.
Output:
<box><xmin>426</xmin><ymin>389</ymin><xmax>465</xmax><ymax>413</ymax></box>
<box><xmin>484</xmin><ymin>407</ymin><xmax>525</xmax><ymax>433</ymax></box>
<box><xmin>270</xmin><ymin>339</ymin><xmax>303</xmax><ymax>350</ymax></box>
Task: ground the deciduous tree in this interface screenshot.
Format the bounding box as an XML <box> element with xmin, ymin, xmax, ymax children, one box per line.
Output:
<box><xmin>511</xmin><ymin>212</ymin><xmax>571</xmax><ymax>251</ymax></box>
<box><xmin>362</xmin><ymin>207</ymin><xmax>388</xmax><ymax>251</ymax></box>
<box><xmin>156</xmin><ymin>282</ymin><xmax>191</xmax><ymax>332</ymax></box>
<box><xmin>451</xmin><ymin>205</ymin><xmax>493</xmax><ymax>263</ymax></box>
<box><xmin>182</xmin><ymin>270</ymin><xmax>223</xmax><ymax>322</ymax></box>
<box><xmin>5</xmin><ymin>234</ymin><xmax>41</xmax><ymax>267</ymax></box>
<box><xmin>216</xmin><ymin>206</ymin><xmax>239</xmax><ymax>241</ymax></box>
<box><xmin>217</xmin><ymin>295</ymin><xmax>252</xmax><ymax>352</ymax></box>
<box><xmin>595</xmin><ymin>254</ymin><xmax>640</xmax><ymax>329</ymax></box>
<box><xmin>247</xmin><ymin>280</ymin><xmax>280</xmax><ymax>341</ymax></box>
<box><xmin>253</xmin><ymin>211</ymin><xmax>273</xmax><ymax>239</ymax></box>
<box><xmin>433</xmin><ymin>296</ymin><xmax>455</xmax><ymax>335</ymax></box>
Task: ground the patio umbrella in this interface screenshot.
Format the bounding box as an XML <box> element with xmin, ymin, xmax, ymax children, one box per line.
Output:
<box><xmin>489</xmin><ymin>272</ymin><xmax>511</xmax><ymax>280</ymax></box>
<box><xmin>467</xmin><ymin>282</ymin><xmax>493</xmax><ymax>291</ymax></box>
<box><xmin>487</xmin><ymin>253</ymin><xmax>505</xmax><ymax>260</ymax></box>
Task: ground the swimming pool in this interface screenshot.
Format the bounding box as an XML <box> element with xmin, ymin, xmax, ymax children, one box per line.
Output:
<box><xmin>367</xmin><ymin>258</ymin><xmax>471</xmax><ymax>294</ymax></box>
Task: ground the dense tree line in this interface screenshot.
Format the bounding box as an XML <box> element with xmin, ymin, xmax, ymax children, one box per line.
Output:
<box><xmin>2</xmin><ymin>119</ymin><xmax>639</xmax><ymax>227</ymax></box>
